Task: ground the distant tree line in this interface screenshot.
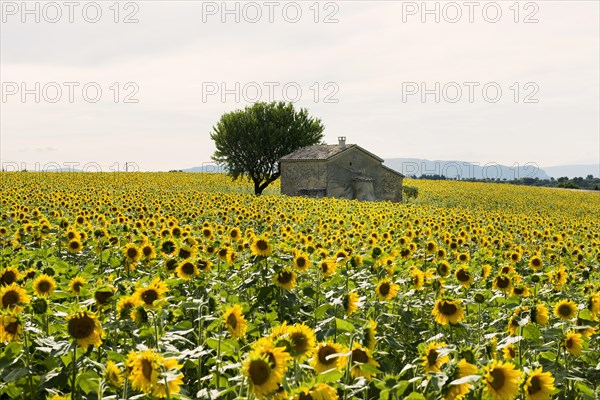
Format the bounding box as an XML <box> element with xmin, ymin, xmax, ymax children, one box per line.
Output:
<box><xmin>412</xmin><ymin>174</ymin><xmax>600</xmax><ymax>191</ymax></box>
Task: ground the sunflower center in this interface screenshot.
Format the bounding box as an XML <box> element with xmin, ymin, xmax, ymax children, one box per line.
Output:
<box><xmin>248</xmin><ymin>359</ymin><xmax>270</xmax><ymax>386</ymax></box>
<box><xmin>0</xmin><ymin>271</ymin><xmax>17</xmax><ymax>285</ymax></box>
<box><xmin>440</xmin><ymin>301</ymin><xmax>457</xmax><ymax>316</ymax></box>
<box><xmin>141</xmin><ymin>358</ymin><xmax>154</xmax><ymax>381</ymax></box>
<box><xmin>291</xmin><ymin>333</ymin><xmax>307</xmax><ymax>352</ymax></box>
<box><xmin>127</xmin><ymin>248</ymin><xmax>138</xmax><ymax>259</ymax></box>
<box><xmin>296</xmin><ymin>258</ymin><xmax>306</xmax><ymax>268</ymax></box>
<box><xmin>427</xmin><ymin>349</ymin><xmax>438</xmax><ymax>366</ymax></box>
<box><xmin>227</xmin><ymin>313</ymin><xmax>238</xmax><ymax>329</ymax></box>
<box><xmin>565</xmin><ymin>338</ymin><xmax>573</xmax><ymax>348</ymax></box>
<box><xmin>95</xmin><ymin>290</ymin><xmax>113</xmax><ymax>304</ymax></box>
<box><xmin>318</xmin><ymin>346</ymin><xmax>336</xmax><ymax>365</ymax></box>
<box><xmin>37</xmin><ymin>280</ymin><xmax>52</xmax><ymax>293</ymax></box>
<box><xmin>528</xmin><ymin>376</ymin><xmax>542</xmax><ymax>394</ymax></box>
<box><xmin>298</xmin><ymin>394</ymin><xmax>313</xmax><ymax>400</ymax></box>
<box><xmin>513</xmin><ymin>287</ymin><xmax>524</xmax><ymax>295</ymax></box>
<box><xmin>496</xmin><ymin>276</ymin><xmax>510</xmax><ymax>288</ymax></box>
<box><xmin>197</xmin><ymin>260</ymin><xmax>208</xmax><ymax>270</ymax></box>
<box><xmin>379</xmin><ymin>283</ymin><xmax>390</xmax><ymax>296</ymax></box>
<box><xmin>162</xmin><ymin>241</ymin><xmax>175</xmax><ymax>254</ymax></box>
<box><xmin>278</xmin><ymin>271</ymin><xmax>293</xmax><ymax>284</ymax></box>
<box><xmin>2</xmin><ymin>290</ymin><xmax>19</xmax><ymax>307</ymax></box>
<box><xmin>257</xmin><ymin>240</ymin><xmax>268</xmax><ymax>251</ymax></box>
<box><xmin>352</xmin><ymin>349</ymin><xmax>369</xmax><ymax>364</ymax></box>
<box><xmin>141</xmin><ymin>289</ymin><xmax>158</xmax><ymax>306</ymax></box>
<box><xmin>489</xmin><ymin>368</ymin><xmax>506</xmax><ymax>390</ymax></box>
<box><xmin>68</xmin><ymin>314</ymin><xmax>95</xmax><ymax>339</ymax></box>
<box><xmin>143</xmin><ymin>247</ymin><xmax>153</xmax><ymax>257</ymax></box>
<box><xmin>180</xmin><ymin>248</ymin><xmax>191</xmax><ymax>258</ymax></box>
<box><xmin>181</xmin><ymin>262</ymin><xmax>195</xmax><ymax>275</ymax></box>
<box><xmin>5</xmin><ymin>321</ymin><xmax>19</xmax><ymax>334</ymax></box>
<box><xmin>459</xmin><ymin>254</ymin><xmax>467</xmax><ymax>262</ymax></box>
<box><xmin>531</xmin><ymin>258</ymin><xmax>541</xmax><ymax>267</ymax></box>
<box><xmin>457</xmin><ymin>269</ymin><xmax>470</xmax><ymax>282</ymax></box>
<box><xmin>73</xmin><ymin>282</ymin><xmax>84</xmax><ymax>292</ymax></box>
<box><xmin>558</xmin><ymin>304</ymin><xmax>572</xmax><ymax>317</ymax></box>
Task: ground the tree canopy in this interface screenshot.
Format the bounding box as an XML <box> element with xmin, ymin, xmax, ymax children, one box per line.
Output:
<box><xmin>210</xmin><ymin>102</ymin><xmax>325</xmax><ymax>195</ymax></box>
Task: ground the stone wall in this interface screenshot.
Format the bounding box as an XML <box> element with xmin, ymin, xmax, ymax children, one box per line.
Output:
<box><xmin>326</xmin><ymin>147</ymin><xmax>382</xmax><ymax>199</ymax></box>
<box><xmin>280</xmin><ymin>161</ymin><xmax>326</xmax><ymax>196</ymax></box>
<box><xmin>380</xmin><ymin>167</ymin><xmax>403</xmax><ymax>202</ymax></box>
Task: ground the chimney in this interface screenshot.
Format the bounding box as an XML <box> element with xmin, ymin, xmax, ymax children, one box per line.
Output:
<box><xmin>338</xmin><ymin>136</ymin><xmax>346</xmax><ymax>147</ymax></box>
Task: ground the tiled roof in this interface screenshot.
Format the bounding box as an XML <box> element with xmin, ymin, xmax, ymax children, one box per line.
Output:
<box><xmin>280</xmin><ymin>144</ymin><xmax>356</xmax><ymax>161</ymax></box>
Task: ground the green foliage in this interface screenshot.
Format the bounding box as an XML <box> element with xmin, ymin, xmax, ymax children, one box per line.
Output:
<box><xmin>402</xmin><ymin>185</ymin><xmax>419</xmax><ymax>201</ymax></box>
<box><xmin>211</xmin><ymin>101</ymin><xmax>325</xmax><ymax>195</ymax></box>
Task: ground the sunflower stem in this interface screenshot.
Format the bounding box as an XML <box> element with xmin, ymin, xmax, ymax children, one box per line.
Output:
<box><xmin>23</xmin><ymin>329</ymin><xmax>34</xmax><ymax>399</ymax></box>
<box><xmin>314</xmin><ymin>269</ymin><xmax>321</xmax><ymax>327</ymax></box>
<box><xmin>71</xmin><ymin>343</ymin><xmax>78</xmax><ymax>400</ymax></box>
<box><xmin>163</xmin><ymin>374</ymin><xmax>171</xmax><ymax>399</ymax></box>
<box><xmin>216</xmin><ymin>325</ymin><xmax>222</xmax><ymax>390</ymax></box>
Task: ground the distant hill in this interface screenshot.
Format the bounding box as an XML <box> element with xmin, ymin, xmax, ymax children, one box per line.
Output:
<box><xmin>183</xmin><ymin>164</ymin><xmax>227</xmax><ymax>173</ymax></box>
<box><xmin>384</xmin><ymin>158</ymin><xmax>550</xmax><ymax>180</ymax></box>
<box><xmin>541</xmin><ymin>164</ymin><xmax>599</xmax><ymax>179</ymax></box>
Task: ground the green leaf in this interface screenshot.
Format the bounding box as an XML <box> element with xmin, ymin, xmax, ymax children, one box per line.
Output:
<box><xmin>77</xmin><ymin>371</ymin><xmax>100</xmax><ymax>394</ymax></box>
<box><xmin>335</xmin><ymin>318</ymin><xmax>355</xmax><ymax>333</ymax></box>
<box><xmin>450</xmin><ymin>374</ymin><xmax>481</xmax><ymax>385</ymax></box>
<box><xmin>404</xmin><ymin>393</ymin><xmax>426</xmax><ymax>400</ymax></box>
<box><xmin>523</xmin><ymin>324</ymin><xmax>541</xmax><ymax>341</ymax></box>
<box><xmin>316</xmin><ymin>369</ymin><xmax>344</xmax><ymax>383</ymax></box>
<box><xmin>3</xmin><ymin>368</ymin><xmax>29</xmax><ymax>383</ymax></box>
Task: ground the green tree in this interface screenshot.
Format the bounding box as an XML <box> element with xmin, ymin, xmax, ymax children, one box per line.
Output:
<box><xmin>210</xmin><ymin>102</ymin><xmax>325</xmax><ymax>195</ymax></box>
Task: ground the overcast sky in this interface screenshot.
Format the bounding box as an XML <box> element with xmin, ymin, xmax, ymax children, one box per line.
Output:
<box><xmin>1</xmin><ymin>1</ymin><xmax>598</xmax><ymax>172</ymax></box>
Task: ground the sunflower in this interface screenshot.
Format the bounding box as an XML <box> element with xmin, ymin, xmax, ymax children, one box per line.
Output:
<box><xmin>223</xmin><ymin>304</ymin><xmax>247</xmax><ymax>339</ymax></box>
<box><xmin>153</xmin><ymin>357</ymin><xmax>184</xmax><ymax>398</ymax></box>
<box><xmin>554</xmin><ymin>299</ymin><xmax>578</xmax><ymax>321</ymax></box>
<box><xmin>293</xmin><ymin>252</ymin><xmax>311</xmax><ymax>272</ymax></box>
<box><xmin>375</xmin><ymin>278</ymin><xmax>399</xmax><ymax>301</ymax></box>
<box><xmin>176</xmin><ymin>260</ymin><xmax>198</xmax><ymax>280</ymax></box>
<box><xmin>362</xmin><ymin>319</ymin><xmax>377</xmax><ymax>350</ymax></box>
<box><xmin>69</xmin><ymin>277</ymin><xmax>86</xmax><ymax>295</ymax></box>
<box><xmin>273</xmin><ymin>268</ymin><xmax>297</xmax><ymax>290</ymax></box>
<box><xmin>252</xmin><ymin>338</ymin><xmax>290</xmax><ymax>379</ymax></box>
<box><xmin>197</xmin><ymin>258</ymin><xmax>212</xmax><ymax>273</ymax></box>
<box><xmin>292</xmin><ymin>383</ymin><xmax>338</xmax><ymax>400</ymax></box>
<box><xmin>67</xmin><ymin>310</ymin><xmax>103</xmax><ymax>350</ymax></box>
<box><xmin>0</xmin><ymin>267</ymin><xmax>20</xmax><ymax>286</ymax></box>
<box><xmin>67</xmin><ymin>239</ymin><xmax>83</xmax><ymax>254</ymax></box>
<box><xmin>343</xmin><ymin>292</ymin><xmax>359</xmax><ymax>316</ymax></box>
<box><xmin>319</xmin><ymin>259</ymin><xmax>337</xmax><ymax>277</ymax></box>
<box><xmin>529</xmin><ymin>255</ymin><xmax>543</xmax><ymax>271</ymax></box>
<box><xmin>455</xmin><ymin>267</ymin><xmax>474</xmax><ymax>288</ymax></box>
<box><xmin>243</xmin><ymin>352</ymin><xmax>283</xmax><ymax>398</ymax></box>
<box><xmin>0</xmin><ymin>312</ymin><xmax>22</xmax><ymax>342</ymax></box>
<box><xmin>523</xmin><ymin>367</ymin><xmax>555</xmax><ymax>400</ymax></box>
<box><xmin>105</xmin><ymin>360</ymin><xmax>124</xmax><ymax>388</ymax></box>
<box><xmin>127</xmin><ymin>349</ymin><xmax>160</xmax><ymax>395</ymax></box>
<box><xmin>33</xmin><ymin>274</ymin><xmax>56</xmax><ymax>297</ymax></box>
<box><xmin>132</xmin><ymin>278</ymin><xmax>168</xmax><ymax>309</ymax></box>
<box><xmin>251</xmin><ymin>237</ymin><xmax>272</xmax><ymax>257</ymax></box>
<box><xmin>531</xmin><ymin>303</ymin><xmax>549</xmax><ymax>326</ymax></box>
<box><xmin>117</xmin><ymin>295</ymin><xmax>140</xmax><ymax>319</ymax></box>
<box><xmin>141</xmin><ymin>243</ymin><xmax>156</xmax><ymax>260</ymax></box>
<box><xmin>124</xmin><ymin>244</ymin><xmax>141</xmax><ymax>262</ymax></box>
<box><xmin>444</xmin><ymin>358</ymin><xmax>478</xmax><ymax>400</ymax></box>
<box><xmin>432</xmin><ymin>298</ymin><xmax>465</xmax><ymax>325</ymax></box>
<box><xmin>482</xmin><ymin>360</ymin><xmax>522</xmax><ymax>400</ymax></box>
<box><xmin>437</xmin><ymin>260</ymin><xmax>452</xmax><ymax>277</ymax></box>
<box><xmin>229</xmin><ymin>227</ymin><xmax>242</xmax><ymax>241</ymax></box>
<box><xmin>159</xmin><ymin>239</ymin><xmax>178</xmax><ymax>257</ymax></box>
<box><xmin>493</xmin><ymin>275</ymin><xmax>513</xmax><ymax>293</ymax></box>
<box><xmin>502</xmin><ymin>344</ymin><xmax>518</xmax><ymax>360</ymax></box>
<box><xmin>0</xmin><ymin>283</ymin><xmax>30</xmax><ymax>310</ymax></box>
<box><xmin>562</xmin><ymin>331</ymin><xmax>583</xmax><ymax>356</ymax></box>
<box><xmin>130</xmin><ymin>306</ymin><xmax>148</xmax><ymax>324</ymax></box>
<box><xmin>312</xmin><ymin>342</ymin><xmax>347</xmax><ymax>374</ymax></box>
<box><xmin>286</xmin><ymin>323</ymin><xmax>316</xmax><ymax>361</ymax></box>
<box><xmin>457</xmin><ymin>252</ymin><xmax>470</xmax><ymax>264</ymax></box>
<box><xmin>421</xmin><ymin>341</ymin><xmax>450</xmax><ymax>373</ymax></box>
<box><xmin>350</xmin><ymin>342</ymin><xmax>379</xmax><ymax>380</ymax></box>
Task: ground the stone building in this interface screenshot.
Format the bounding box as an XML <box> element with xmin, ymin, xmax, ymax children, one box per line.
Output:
<box><xmin>279</xmin><ymin>137</ymin><xmax>404</xmax><ymax>202</ymax></box>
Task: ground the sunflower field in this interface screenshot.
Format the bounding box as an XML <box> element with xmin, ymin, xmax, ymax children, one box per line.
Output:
<box><xmin>1</xmin><ymin>172</ymin><xmax>599</xmax><ymax>400</ymax></box>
